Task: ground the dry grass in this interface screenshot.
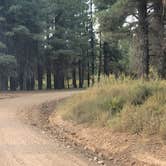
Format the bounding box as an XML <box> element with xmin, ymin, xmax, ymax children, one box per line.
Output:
<box><xmin>56</xmin><ymin>76</ymin><xmax>166</xmax><ymax>139</ymax></box>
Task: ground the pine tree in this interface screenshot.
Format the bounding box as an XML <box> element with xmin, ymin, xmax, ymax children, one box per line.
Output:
<box><xmin>0</xmin><ymin>0</ymin><xmax>17</xmax><ymax>90</ymax></box>
<box><xmin>95</xmin><ymin>0</ymin><xmax>150</xmax><ymax>78</ymax></box>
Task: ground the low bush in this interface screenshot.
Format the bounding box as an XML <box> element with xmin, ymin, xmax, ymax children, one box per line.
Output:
<box><xmin>56</xmin><ymin>76</ymin><xmax>166</xmax><ymax>139</ymax></box>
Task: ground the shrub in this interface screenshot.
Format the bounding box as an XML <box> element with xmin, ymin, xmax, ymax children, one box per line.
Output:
<box><xmin>56</xmin><ymin>76</ymin><xmax>166</xmax><ymax>139</ymax></box>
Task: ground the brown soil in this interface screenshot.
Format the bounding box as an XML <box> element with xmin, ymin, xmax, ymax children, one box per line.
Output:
<box><xmin>0</xmin><ymin>91</ymin><xmax>98</xmax><ymax>166</ymax></box>
<box><xmin>18</xmin><ymin>92</ymin><xmax>166</xmax><ymax>166</ymax></box>
<box><xmin>53</xmin><ymin>115</ymin><xmax>166</xmax><ymax>165</ymax></box>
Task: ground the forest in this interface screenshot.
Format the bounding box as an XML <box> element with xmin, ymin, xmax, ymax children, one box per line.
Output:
<box><xmin>0</xmin><ymin>0</ymin><xmax>165</xmax><ymax>91</ymax></box>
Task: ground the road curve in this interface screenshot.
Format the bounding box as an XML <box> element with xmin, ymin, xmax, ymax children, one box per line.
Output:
<box><xmin>0</xmin><ymin>91</ymin><xmax>95</xmax><ymax>166</ymax></box>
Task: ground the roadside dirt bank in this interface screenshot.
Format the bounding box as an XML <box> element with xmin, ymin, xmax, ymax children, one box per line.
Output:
<box><xmin>20</xmin><ymin>97</ymin><xmax>166</xmax><ymax>166</ymax></box>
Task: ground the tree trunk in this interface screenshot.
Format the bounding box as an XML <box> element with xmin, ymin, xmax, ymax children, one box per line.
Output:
<box><xmin>54</xmin><ymin>63</ymin><xmax>65</xmax><ymax>89</ymax></box>
<box><xmin>26</xmin><ymin>78</ymin><xmax>31</xmax><ymax>91</ymax></box>
<box><xmin>19</xmin><ymin>73</ymin><xmax>24</xmax><ymax>90</ymax></box>
<box><xmin>10</xmin><ymin>77</ymin><xmax>17</xmax><ymax>91</ymax></box>
<box><xmin>67</xmin><ymin>76</ymin><xmax>70</xmax><ymax>89</ymax></box>
<box><xmin>46</xmin><ymin>63</ymin><xmax>52</xmax><ymax>89</ymax></box>
<box><xmin>138</xmin><ymin>1</ymin><xmax>149</xmax><ymax>79</ymax></box>
<box><xmin>0</xmin><ymin>75</ymin><xmax>8</xmax><ymax>91</ymax></box>
<box><xmin>53</xmin><ymin>73</ymin><xmax>56</xmax><ymax>90</ymax></box>
<box><xmin>152</xmin><ymin>0</ymin><xmax>165</xmax><ymax>77</ymax></box>
<box><xmin>103</xmin><ymin>42</ymin><xmax>110</xmax><ymax>76</ymax></box>
<box><xmin>30</xmin><ymin>76</ymin><xmax>35</xmax><ymax>90</ymax></box>
<box><xmin>37</xmin><ymin>64</ymin><xmax>43</xmax><ymax>90</ymax></box>
<box><xmin>72</xmin><ymin>67</ymin><xmax>77</xmax><ymax>88</ymax></box>
<box><xmin>98</xmin><ymin>31</ymin><xmax>102</xmax><ymax>82</ymax></box>
<box><xmin>87</xmin><ymin>61</ymin><xmax>90</xmax><ymax>87</ymax></box>
<box><xmin>79</xmin><ymin>60</ymin><xmax>84</xmax><ymax>88</ymax></box>
<box><xmin>90</xmin><ymin>0</ymin><xmax>95</xmax><ymax>85</ymax></box>
<box><xmin>81</xmin><ymin>63</ymin><xmax>85</xmax><ymax>88</ymax></box>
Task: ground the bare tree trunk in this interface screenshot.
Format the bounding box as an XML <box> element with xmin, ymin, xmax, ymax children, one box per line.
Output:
<box><xmin>87</xmin><ymin>61</ymin><xmax>90</xmax><ymax>87</ymax></box>
<box><xmin>81</xmin><ymin>62</ymin><xmax>85</xmax><ymax>88</ymax></box>
<box><xmin>54</xmin><ymin>62</ymin><xmax>65</xmax><ymax>89</ymax></box>
<box><xmin>30</xmin><ymin>76</ymin><xmax>35</xmax><ymax>90</ymax></box>
<box><xmin>19</xmin><ymin>73</ymin><xmax>24</xmax><ymax>90</ymax></box>
<box><xmin>10</xmin><ymin>77</ymin><xmax>17</xmax><ymax>91</ymax></box>
<box><xmin>79</xmin><ymin>60</ymin><xmax>84</xmax><ymax>88</ymax></box>
<box><xmin>26</xmin><ymin>78</ymin><xmax>31</xmax><ymax>91</ymax></box>
<box><xmin>37</xmin><ymin>64</ymin><xmax>43</xmax><ymax>90</ymax></box>
<box><xmin>67</xmin><ymin>76</ymin><xmax>70</xmax><ymax>89</ymax></box>
<box><xmin>159</xmin><ymin>1</ymin><xmax>166</xmax><ymax>78</ymax></box>
<box><xmin>90</xmin><ymin>0</ymin><xmax>95</xmax><ymax>85</ymax></box>
<box><xmin>72</xmin><ymin>67</ymin><xmax>77</xmax><ymax>88</ymax></box>
<box><xmin>152</xmin><ymin>0</ymin><xmax>165</xmax><ymax>77</ymax></box>
<box><xmin>98</xmin><ymin>31</ymin><xmax>102</xmax><ymax>82</ymax></box>
<box><xmin>46</xmin><ymin>62</ymin><xmax>52</xmax><ymax>89</ymax></box>
<box><xmin>0</xmin><ymin>75</ymin><xmax>8</xmax><ymax>91</ymax></box>
<box><xmin>138</xmin><ymin>1</ymin><xmax>149</xmax><ymax>79</ymax></box>
<box><xmin>103</xmin><ymin>42</ymin><xmax>110</xmax><ymax>76</ymax></box>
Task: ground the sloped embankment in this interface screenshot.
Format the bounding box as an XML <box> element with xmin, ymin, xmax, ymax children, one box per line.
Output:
<box><xmin>50</xmin><ymin>78</ymin><xmax>166</xmax><ymax>165</ymax></box>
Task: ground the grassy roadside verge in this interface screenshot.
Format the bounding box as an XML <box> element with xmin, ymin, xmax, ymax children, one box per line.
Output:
<box><xmin>56</xmin><ymin>76</ymin><xmax>166</xmax><ymax>139</ymax></box>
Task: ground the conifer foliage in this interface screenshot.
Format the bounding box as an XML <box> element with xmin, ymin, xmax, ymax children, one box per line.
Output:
<box><xmin>0</xmin><ymin>0</ymin><xmax>165</xmax><ymax>91</ymax></box>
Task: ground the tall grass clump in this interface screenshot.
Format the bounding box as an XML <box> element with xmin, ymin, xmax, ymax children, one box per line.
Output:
<box><xmin>57</xmin><ymin>76</ymin><xmax>166</xmax><ymax>139</ymax></box>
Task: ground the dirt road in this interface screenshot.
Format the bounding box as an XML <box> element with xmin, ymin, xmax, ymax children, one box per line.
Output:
<box><xmin>0</xmin><ymin>91</ymin><xmax>96</xmax><ymax>166</ymax></box>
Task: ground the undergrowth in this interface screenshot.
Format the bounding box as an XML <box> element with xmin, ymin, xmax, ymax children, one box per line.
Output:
<box><xmin>56</xmin><ymin>76</ymin><xmax>166</xmax><ymax>139</ymax></box>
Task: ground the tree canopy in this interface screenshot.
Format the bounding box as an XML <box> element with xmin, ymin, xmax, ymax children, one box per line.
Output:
<box><xmin>0</xmin><ymin>0</ymin><xmax>165</xmax><ymax>91</ymax></box>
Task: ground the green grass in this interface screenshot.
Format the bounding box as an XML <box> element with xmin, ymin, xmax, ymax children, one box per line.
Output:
<box><xmin>56</xmin><ymin>76</ymin><xmax>166</xmax><ymax>139</ymax></box>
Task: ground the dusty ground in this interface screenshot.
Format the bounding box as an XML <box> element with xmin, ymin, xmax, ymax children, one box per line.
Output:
<box><xmin>2</xmin><ymin>91</ymin><xmax>166</xmax><ymax>166</ymax></box>
<box><xmin>50</xmin><ymin>115</ymin><xmax>166</xmax><ymax>166</ymax></box>
<box><xmin>21</xmin><ymin>94</ymin><xmax>166</xmax><ymax>166</ymax></box>
<box><xmin>0</xmin><ymin>91</ymin><xmax>98</xmax><ymax>166</ymax></box>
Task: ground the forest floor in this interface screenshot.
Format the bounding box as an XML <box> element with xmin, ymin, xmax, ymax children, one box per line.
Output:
<box><xmin>1</xmin><ymin>91</ymin><xmax>166</xmax><ymax>166</ymax></box>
